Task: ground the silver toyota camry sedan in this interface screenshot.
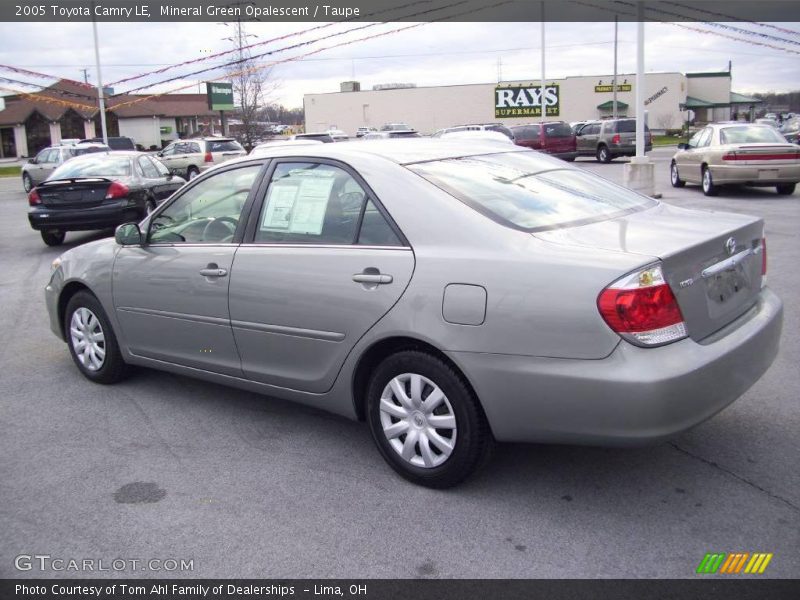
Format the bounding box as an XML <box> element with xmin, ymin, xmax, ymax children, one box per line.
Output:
<box><xmin>45</xmin><ymin>139</ymin><xmax>783</xmax><ymax>487</ymax></box>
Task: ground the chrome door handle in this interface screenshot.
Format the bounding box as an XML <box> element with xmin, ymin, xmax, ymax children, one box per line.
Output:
<box><xmin>200</xmin><ymin>267</ymin><xmax>227</xmax><ymax>278</ymax></box>
<box><xmin>352</xmin><ymin>273</ymin><xmax>393</xmax><ymax>284</ymax></box>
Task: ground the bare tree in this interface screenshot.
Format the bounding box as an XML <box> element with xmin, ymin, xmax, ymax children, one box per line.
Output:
<box><xmin>223</xmin><ymin>20</ymin><xmax>280</xmax><ymax>149</ymax></box>
<box><xmin>655</xmin><ymin>112</ymin><xmax>676</xmax><ymax>132</ymax></box>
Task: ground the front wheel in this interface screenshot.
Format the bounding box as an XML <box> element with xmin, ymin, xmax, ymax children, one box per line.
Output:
<box><xmin>65</xmin><ymin>291</ymin><xmax>129</xmax><ymax>384</ymax></box>
<box><xmin>40</xmin><ymin>230</ymin><xmax>65</xmax><ymax>246</ymax></box>
<box><xmin>776</xmin><ymin>183</ymin><xmax>796</xmax><ymax>195</ymax></box>
<box><xmin>670</xmin><ymin>162</ymin><xmax>686</xmax><ymax>188</ymax></box>
<box><xmin>22</xmin><ymin>173</ymin><xmax>33</xmax><ymax>193</ymax></box>
<box><xmin>702</xmin><ymin>166</ymin><xmax>718</xmax><ymax>196</ymax></box>
<box><xmin>366</xmin><ymin>350</ymin><xmax>492</xmax><ymax>488</ymax></box>
<box><xmin>596</xmin><ymin>145</ymin><xmax>611</xmax><ymax>163</ymax></box>
<box><xmin>187</xmin><ymin>166</ymin><xmax>200</xmax><ymax>180</ymax></box>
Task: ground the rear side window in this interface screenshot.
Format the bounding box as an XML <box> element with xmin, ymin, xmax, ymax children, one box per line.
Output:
<box><xmin>613</xmin><ymin>120</ymin><xmax>649</xmax><ymax>133</ymax></box>
<box><xmin>409</xmin><ymin>152</ymin><xmax>655</xmax><ymax>232</ymax></box>
<box><xmin>208</xmin><ymin>140</ymin><xmax>244</xmax><ymax>152</ymax></box>
<box><xmin>358</xmin><ymin>199</ymin><xmax>402</xmax><ymax>246</ymax></box>
<box><xmin>543</xmin><ymin>122</ymin><xmax>573</xmax><ymax>138</ymax></box>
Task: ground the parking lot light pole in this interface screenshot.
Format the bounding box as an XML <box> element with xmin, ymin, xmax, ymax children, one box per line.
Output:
<box><xmin>91</xmin><ymin>4</ymin><xmax>108</xmax><ymax>146</ymax></box>
<box><xmin>540</xmin><ymin>2</ymin><xmax>546</xmax><ymax>123</ymax></box>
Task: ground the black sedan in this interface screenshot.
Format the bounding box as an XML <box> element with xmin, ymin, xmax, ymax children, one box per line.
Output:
<box><xmin>28</xmin><ymin>152</ymin><xmax>185</xmax><ymax>246</ymax></box>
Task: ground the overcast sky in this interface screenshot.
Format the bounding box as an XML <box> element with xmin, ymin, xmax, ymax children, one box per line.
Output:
<box><xmin>1</xmin><ymin>21</ymin><xmax>798</xmax><ymax>108</ymax></box>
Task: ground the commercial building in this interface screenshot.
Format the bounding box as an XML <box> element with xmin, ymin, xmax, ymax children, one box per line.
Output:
<box><xmin>0</xmin><ymin>80</ymin><xmax>219</xmax><ymax>158</ymax></box>
<box><xmin>304</xmin><ymin>69</ymin><xmax>761</xmax><ymax>136</ymax></box>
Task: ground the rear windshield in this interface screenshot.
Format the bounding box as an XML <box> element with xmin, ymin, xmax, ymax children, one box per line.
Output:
<box><xmin>208</xmin><ymin>140</ymin><xmax>244</xmax><ymax>152</ymax></box>
<box><xmin>613</xmin><ymin>120</ymin><xmax>650</xmax><ymax>133</ymax></box>
<box><xmin>409</xmin><ymin>152</ymin><xmax>655</xmax><ymax>232</ymax></box>
<box><xmin>543</xmin><ymin>122</ymin><xmax>573</xmax><ymax>138</ymax></box>
<box><xmin>485</xmin><ymin>124</ymin><xmax>514</xmax><ymax>139</ymax></box>
<box><xmin>511</xmin><ymin>125</ymin><xmax>541</xmax><ymax>140</ymax></box>
<box><xmin>388</xmin><ymin>131</ymin><xmax>420</xmax><ymax>138</ymax></box>
<box><xmin>67</xmin><ymin>146</ymin><xmax>109</xmax><ymax>157</ymax></box>
<box><xmin>720</xmin><ymin>126</ymin><xmax>786</xmax><ymax>145</ymax></box>
<box><xmin>50</xmin><ymin>156</ymin><xmax>131</xmax><ymax>179</ymax></box>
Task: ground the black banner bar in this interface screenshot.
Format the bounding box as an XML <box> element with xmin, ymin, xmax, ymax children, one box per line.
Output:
<box><xmin>2</xmin><ymin>579</ymin><xmax>800</xmax><ymax>600</ymax></box>
<box><xmin>3</xmin><ymin>0</ymin><xmax>800</xmax><ymax>23</ymax></box>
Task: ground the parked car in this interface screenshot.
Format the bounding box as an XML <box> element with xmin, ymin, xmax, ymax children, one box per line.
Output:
<box><xmin>291</xmin><ymin>132</ymin><xmax>335</xmax><ymax>143</ymax></box>
<box><xmin>511</xmin><ymin>121</ymin><xmax>577</xmax><ymax>161</ymax></box>
<box><xmin>22</xmin><ymin>143</ymin><xmax>110</xmax><ymax>191</ymax></box>
<box><xmin>570</xmin><ymin>121</ymin><xmax>590</xmax><ymax>133</ymax></box>
<box><xmin>356</xmin><ymin>127</ymin><xmax>377</xmax><ymax>138</ymax></box>
<box><xmin>327</xmin><ymin>128</ymin><xmax>349</xmax><ymax>141</ymax></box>
<box><xmin>576</xmin><ymin>118</ymin><xmax>652</xmax><ymax>162</ymax></box>
<box><xmin>155</xmin><ymin>137</ymin><xmax>247</xmax><ymax>180</ymax></box>
<box><xmin>27</xmin><ymin>151</ymin><xmax>185</xmax><ymax>246</ymax></box>
<box><xmin>671</xmin><ymin>123</ymin><xmax>800</xmax><ymax>196</ymax></box>
<box><xmin>250</xmin><ymin>139</ymin><xmax>324</xmax><ymax>156</ymax></box>
<box><xmin>432</xmin><ymin>124</ymin><xmax>514</xmax><ymax>140</ymax></box>
<box><xmin>779</xmin><ymin>118</ymin><xmax>800</xmax><ymax>144</ymax></box>
<box><xmin>381</xmin><ymin>122</ymin><xmax>412</xmax><ymax>132</ymax></box>
<box><xmin>79</xmin><ymin>136</ymin><xmax>136</xmax><ymax>151</ymax></box>
<box><xmin>362</xmin><ymin>130</ymin><xmax>421</xmax><ymax>140</ymax></box>
<box><xmin>755</xmin><ymin>118</ymin><xmax>780</xmax><ymax>130</ymax></box>
<box><xmin>434</xmin><ymin>130</ymin><xmax>512</xmax><ymax>144</ymax></box>
<box><xmin>44</xmin><ymin>140</ymin><xmax>782</xmax><ymax>487</ymax></box>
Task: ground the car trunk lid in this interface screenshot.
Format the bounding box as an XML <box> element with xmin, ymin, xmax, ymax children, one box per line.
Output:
<box><xmin>37</xmin><ymin>178</ymin><xmax>117</xmax><ymax>208</ymax></box>
<box><xmin>721</xmin><ymin>143</ymin><xmax>800</xmax><ymax>165</ymax></box>
<box><xmin>535</xmin><ymin>203</ymin><xmax>764</xmax><ymax>341</ymax></box>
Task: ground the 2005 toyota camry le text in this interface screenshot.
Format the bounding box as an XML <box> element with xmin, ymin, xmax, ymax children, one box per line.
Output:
<box><xmin>44</xmin><ymin>139</ymin><xmax>783</xmax><ymax>488</ymax></box>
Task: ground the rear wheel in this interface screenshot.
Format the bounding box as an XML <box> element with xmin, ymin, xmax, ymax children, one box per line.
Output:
<box><xmin>40</xmin><ymin>230</ymin><xmax>65</xmax><ymax>246</ymax></box>
<box><xmin>65</xmin><ymin>291</ymin><xmax>129</xmax><ymax>384</ymax></box>
<box><xmin>702</xmin><ymin>166</ymin><xmax>718</xmax><ymax>196</ymax></box>
<box><xmin>22</xmin><ymin>173</ymin><xmax>33</xmax><ymax>193</ymax></box>
<box><xmin>187</xmin><ymin>166</ymin><xmax>200</xmax><ymax>180</ymax></box>
<box><xmin>670</xmin><ymin>161</ymin><xmax>686</xmax><ymax>188</ymax></box>
<box><xmin>366</xmin><ymin>350</ymin><xmax>492</xmax><ymax>488</ymax></box>
<box><xmin>776</xmin><ymin>183</ymin><xmax>796</xmax><ymax>195</ymax></box>
<box><xmin>596</xmin><ymin>145</ymin><xmax>611</xmax><ymax>163</ymax></box>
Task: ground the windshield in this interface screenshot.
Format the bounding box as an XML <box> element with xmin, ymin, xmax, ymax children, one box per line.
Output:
<box><xmin>49</xmin><ymin>156</ymin><xmax>131</xmax><ymax>179</ymax></box>
<box><xmin>409</xmin><ymin>152</ymin><xmax>655</xmax><ymax>232</ymax></box>
<box><xmin>720</xmin><ymin>126</ymin><xmax>788</xmax><ymax>144</ymax></box>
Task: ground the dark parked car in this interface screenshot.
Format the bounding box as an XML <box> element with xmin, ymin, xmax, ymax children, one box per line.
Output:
<box><xmin>27</xmin><ymin>152</ymin><xmax>185</xmax><ymax>246</ymax></box>
<box><xmin>576</xmin><ymin>118</ymin><xmax>652</xmax><ymax>162</ymax></box>
<box><xmin>780</xmin><ymin>118</ymin><xmax>800</xmax><ymax>144</ymax></box>
<box><xmin>79</xmin><ymin>136</ymin><xmax>136</xmax><ymax>151</ymax></box>
<box><xmin>511</xmin><ymin>121</ymin><xmax>577</xmax><ymax>161</ymax></box>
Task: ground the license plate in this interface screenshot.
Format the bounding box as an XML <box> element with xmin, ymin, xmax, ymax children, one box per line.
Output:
<box><xmin>758</xmin><ymin>169</ymin><xmax>779</xmax><ymax>179</ymax></box>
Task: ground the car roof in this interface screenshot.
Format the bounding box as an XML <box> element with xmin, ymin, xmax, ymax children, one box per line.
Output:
<box><xmin>222</xmin><ymin>138</ymin><xmax>530</xmax><ymax>166</ymax></box>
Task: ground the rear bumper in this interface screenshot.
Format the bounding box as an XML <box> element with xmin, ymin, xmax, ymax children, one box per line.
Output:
<box><xmin>28</xmin><ymin>199</ymin><xmax>144</xmax><ymax>231</ymax></box>
<box><xmin>448</xmin><ymin>288</ymin><xmax>783</xmax><ymax>445</ymax></box>
<box><xmin>549</xmin><ymin>151</ymin><xmax>578</xmax><ymax>160</ymax></box>
<box><xmin>710</xmin><ymin>164</ymin><xmax>800</xmax><ymax>185</ymax></box>
<box><xmin>609</xmin><ymin>143</ymin><xmax>653</xmax><ymax>156</ymax></box>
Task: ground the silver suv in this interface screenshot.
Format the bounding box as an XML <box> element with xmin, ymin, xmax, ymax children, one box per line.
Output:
<box><xmin>575</xmin><ymin>118</ymin><xmax>652</xmax><ymax>162</ymax></box>
<box><xmin>22</xmin><ymin>143</ymin><xmax>109</xmax><ymax>191</ymax></box>
<box><xmin>155</xmin><ymin>137</ymin><xmax>246</xmax><ymax>179</ymax></box>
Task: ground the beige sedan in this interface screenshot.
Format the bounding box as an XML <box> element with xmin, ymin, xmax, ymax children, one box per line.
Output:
<box><xmin>671</xmin><ymin>123</ymin><xmax>800</xmax><ymax>196</ymax></box>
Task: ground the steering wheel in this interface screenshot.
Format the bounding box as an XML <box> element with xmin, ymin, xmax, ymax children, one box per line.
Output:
<box><xmin>201</xmin><ymin>216</ymin><xmax>238</xmax><ymax>242</ymax></box>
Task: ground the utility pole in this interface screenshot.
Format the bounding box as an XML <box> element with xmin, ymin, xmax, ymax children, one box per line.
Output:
<box><xmin>612</xmin><ymin>15</ymin><xmax>618</xmax><ymax>120</ymax></box>
<box><xmin>91</xmin><ymin>2</ymin><xmax>108</xmax><ymax>145</ymax></box>
<box><xmin>81</xmin><ymin>68</ymin><xmax>90</xmax><ymax>83</ymax></box>
<box><xmin>540</xmin><ymin>1</ymin><xmax>546</xmax><ymax>123</ymax></box>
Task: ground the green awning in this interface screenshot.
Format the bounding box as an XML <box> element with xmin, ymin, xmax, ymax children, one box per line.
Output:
<box><xmin>597</xmin><ymin>100</ymin><xmax>628</xmax><ymax>110</ymax></box>
<box><xmin>683</xmin><ymin>96</ymin><xmax>715</xmax><ymax>108</ymax></box>
<box><xmin>730</xmin><ymin>92</ymin><xmax>762</xmax><ymax>104</ymax></box>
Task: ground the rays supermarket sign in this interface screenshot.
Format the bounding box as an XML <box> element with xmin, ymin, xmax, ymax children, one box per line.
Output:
<box><xmin>495</xmin><ymin>84</ymin><xmax>560</xmax><ymax>118</ymax></box>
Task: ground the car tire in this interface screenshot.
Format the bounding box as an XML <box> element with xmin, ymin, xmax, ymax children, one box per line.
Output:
<box><xmin>670</xmin><ymin>161</ymin><xmax>686</xmax><ymax>188</ymax></box>
<box><xmin>564</xmin><ymin>156</ymin><xmax>576</xmax><ymax>162</ymax></box>
<box><xmin>366</xmin><ymin>350</ymin><xmax>493</xmax><ymax>488</ymax></box>
<box><xmin>701</xmin><ymin>166</ymin><xmax>718</xmax><ymax>196</ymax></box>
<box><xmin>64</xmin><ymin>291</ymin><xmax>129</xmax><ymax>384</ymax></box>
<box><xmin>22</xmin><ymin>173</ymin><xmax>33</xmax><ymax>193</ymax></box>
<box><xmin>596</xmin><ymin>145</ymin><xmax>611</xmax><ymax>163</ymax></box>
<box><xmin>776</xmin><ymin>183</ymin><xmax>796</xmax><ymax>195</ymax></box>
<box><xmin>40</xmin><ymin>230</ymin><xmax>65</xmax><ymax>246</ymax></box>
<box><xmin>187</xmin><ymin>166</ymin><xmax>200</xmax><ymax>180</ymax></box>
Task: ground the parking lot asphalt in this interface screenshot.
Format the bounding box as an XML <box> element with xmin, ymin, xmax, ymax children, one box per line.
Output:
<box><xmin>0</xmin><ymin>146</ymin><xmax>798</xmax><ymax>579</ymax></box>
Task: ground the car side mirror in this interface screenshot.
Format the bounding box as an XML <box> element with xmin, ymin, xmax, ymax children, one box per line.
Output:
<box><xmin>677</xmin><ymin>143</ymin><xmax>689</xmax><ymax>150</ymax></box>
<box><xmin>115</xmin><ymin>222</ymin><xmax>142</xmax><ymax>246</ymax></box>
<box><xmin>28</xmin><ymin>157</ymin><xmax>37</xmax><ymax>164</ymax></box>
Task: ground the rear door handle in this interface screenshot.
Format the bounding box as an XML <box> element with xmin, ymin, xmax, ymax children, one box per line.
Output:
<box><xmin>200</xmin><ymin>267</ymin><xmax>227</xmax><ymax>278</ymax></box>
<box><xmin>352</xmin><ymin>273</ymin><xmax>393</xmax><ymax>284</ymax></box>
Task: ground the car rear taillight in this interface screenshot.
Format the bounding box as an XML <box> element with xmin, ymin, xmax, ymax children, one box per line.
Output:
<box><xmin>104</xmin><ymin>181</ymin><xmax>129</xmax><ymax>200</ymax></box>
<box><xmin>611</xmin><ymin>134</ymin><xmax>621</xmax><ymax>144</ymax></box>
<box><xmin>204</xmin><ymin>151</ymin><xmax>213</xmax><ymax>162</ymax></box>
<box><xmin>28</xmin><ymin>188</ymin><xmax>41</xmax><ymax>206</ymax></box>
<box><xmin>597</xmin><ymin>264</ymin><xmax>687</xmax><ymax>347</ymax></box>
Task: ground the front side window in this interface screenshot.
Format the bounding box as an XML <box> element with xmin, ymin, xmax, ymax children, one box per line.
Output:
<box><xmin>149</xmin><ymin>165</ymin><xmax>260</xmax><ymax>244</ymax></box>
<box><xmin>150</xmin><ymin>156</ymin><xmax>170</xmax><ymax>176</ymax></box>
<box><xmin>138</xmin><ymin>156</ymin><xmax>160</xmax><ymax>179</ymax></box>
<box><xmin>697</xmin><ymin>128</ymin><xmax>713</xmax><ymax>147</ymax></box>
<box><xmin>687</xmin><ymin>130</ymin><xmax>703</xmax><ymax>148</ymax></box>
<box><xmin>409</xmin><ymin>152</ymin><xmax>656</xmax><ymax>232</ymax></box>
<box><xmin>160</xmin><ymin>144</ymin><xmax>176</xmax><ymax>156</ymax></box>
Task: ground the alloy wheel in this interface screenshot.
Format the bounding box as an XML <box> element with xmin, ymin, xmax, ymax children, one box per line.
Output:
<box><xmin>70</xmin><ymin>307</ymin><xmax>106</xmax><ymax>371</ymax></box>
<box><xmin>379</xmin><ymin>373</ymin><xmax>457</xmax><ymax>468</ymax></box>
